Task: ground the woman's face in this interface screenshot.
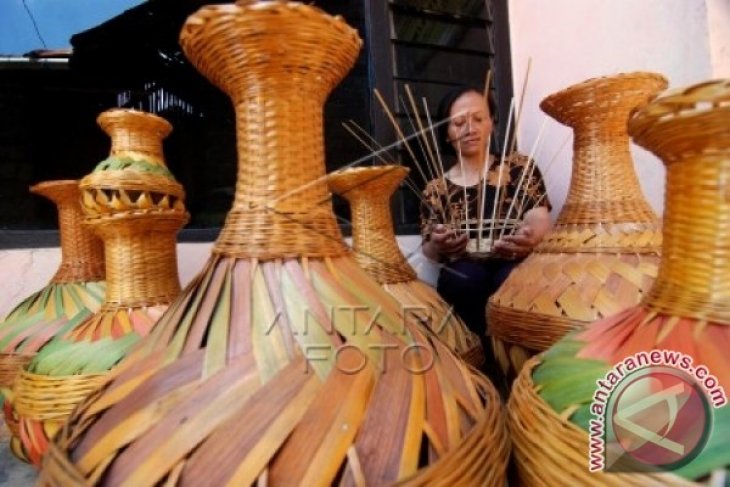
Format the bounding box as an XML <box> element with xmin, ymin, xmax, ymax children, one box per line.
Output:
<box><xmin>446</xmin><ymin>90</ymin><xmax>493</xmax><ymax>158</ymax></box>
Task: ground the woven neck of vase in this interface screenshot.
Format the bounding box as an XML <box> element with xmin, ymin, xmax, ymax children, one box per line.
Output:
<box><xmin>90</xmin><ymin>222</ymin><xmax>183</xmax><ymax>309</ymax></box>
<box><xmin>84</xmin><ymin>110</ymin><xmax>187</xmax><ymax>219</ymax></box>
<box><xmin>179</xmin><ymin>2</ymin><xmax>361</xmax><ymax>259</ymax></box>
<box><xmin>629</xmin><ymin>79</ymin><xmax>730</xmax><ymax>322</ymax></box>
<box><xmin>29</xmin><ymin>180</ymin><xmax>105</xmax><ymax>284</ymax></box>
<box><xmin>98</xmin><ymin>109</ymin><xmax>169</xmax><ymax>164</ymax></box>
<box><xmin>539</xmin><ymin>72</ymin><xmax>666</xmax><ymax>252</ymax></box>
<box><xmin>328</xmin><ymin>165</ymin><xmax>417</xmax><ymax>284</ymax></box>
<box><xmin>81</xmin><ymin>110</ymin><xmax>188</xmax><ymax>309</ymax></box>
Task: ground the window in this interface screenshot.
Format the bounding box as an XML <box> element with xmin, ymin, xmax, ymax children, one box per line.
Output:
<box><xmin>0</xmin><ymin>0</ymin><xmax>511</xmax><ymax>247</ymax></box>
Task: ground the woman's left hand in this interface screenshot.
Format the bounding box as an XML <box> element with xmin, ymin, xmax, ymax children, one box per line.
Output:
<box><xmin>492</xmin><ymin>206</ymin><xmax>552</xmax><ymax>260</ymax></box>
<box><xmin>493</xmin><ymin>226</ymin><xmax>539</xmax><ymax>260</ymax></box>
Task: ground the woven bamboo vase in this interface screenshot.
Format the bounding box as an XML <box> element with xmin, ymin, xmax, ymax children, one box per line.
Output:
<box><xmin>11</xmin><ymin>109</ymin><xmax>188</xmax><ymax>465</ymax></box>
<box><xmin>508</xmin><ymin>79</ymin><xmax>730</xmax><ymax>485</ymax></box>
<box><xmin>328</xmin><ymin>165</ymin><xmax>485</xmax><ymax>368</ymax></box>
<box><xmin>0</xmin><ymin>180</ymin><xmax>105</xmax><ymax>443</ymax></box>
<box><xmin>489</xmin><ymin>72</ymin><xmax>667</xmax><ymax>380</ymax></box>
<box><xmin>39</xmin><ymin>3</ymin><xmax>508</xmax><ymax>485</ymax></box>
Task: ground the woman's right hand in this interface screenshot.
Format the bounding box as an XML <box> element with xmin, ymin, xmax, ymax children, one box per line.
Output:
<box><xmin>422</xmin><ymin>224</ymin><xmax>468</xmax><ymax>262</ymax></box>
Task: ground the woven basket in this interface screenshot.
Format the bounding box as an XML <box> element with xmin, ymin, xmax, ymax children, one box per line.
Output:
<box><xmin>11</xmin><ymin>110</ymin><xmax>188</xmax><ymax>466</ymax></box>
<box><xmin>0</xmin><ymin>180</ymin><xmax>105</xmax><ymax>441</ymax></box>
<box><xmin>509</xmin><ymin>358</ymin><xmax>697</xmax><ymax>486</ymax></box>
<box><xmin>39</xmin><ymin>3</ymin><xmax>508</xmax><ymax>485</ymax></box>
<box><xmin>508</xmin><ymin>80</ymin><xmax>730</xmax><ymax>484</ymax></box>
<box><xmin>489</xmin><ymin>72</ymin><xmax>667</xmax><ymax>382</ymax></box>
<box><xmin>328</xmin><ymin>165</ymin><xmax>485</xmax><ymax>367</ymax></box>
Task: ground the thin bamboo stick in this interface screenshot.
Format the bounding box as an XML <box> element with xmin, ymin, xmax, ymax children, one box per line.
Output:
<box><xmin>499</xmin><ymin>118</ymin><xmax>547</xmax><ymax>239</ymax></box>
<box><xmin>514</xmin><ymin>132</ymin><xmax>569</xmax><ymax>221</ymax></box>
<box><xmin>423</xmin><ymin>99</ymin><xmax>452</xmax><ymax>226</ymax></box>
<box><xmin>476</xmin><ymin>69</ymin><xmax>493</xmax><ymax>251</ymax></box>
<box><xmin>488</xmin><ymin>98</ymin><xmax>516</xmax><ymax>244</ymax></box>
<box><xmin>404</xmin><ymin>86</ymin><xmax>440</xmax><ymax>184</ymax></box>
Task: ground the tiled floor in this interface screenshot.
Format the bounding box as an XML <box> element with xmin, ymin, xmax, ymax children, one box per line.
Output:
<box><xmin>0</xmin><ymin>422</ymin><xmax>37</xmax><ymax>487</ymax></box>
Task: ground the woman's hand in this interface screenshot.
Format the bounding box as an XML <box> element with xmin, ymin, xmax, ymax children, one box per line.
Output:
<box><xmin>422</xmin><ymin>224</ymin><xmax>468</xmax><ymax>262</ymax></box>
<box><xmin>492</xmin><ymin>206</ymin><xmax>551</xmax><ymax>260</ymax></box>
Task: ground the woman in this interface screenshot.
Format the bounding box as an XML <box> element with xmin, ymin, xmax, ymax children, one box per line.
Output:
<box><xmin>420</xmin><ymin>86</ymin><xmax>551</xmax><ymax>364</ymax></box>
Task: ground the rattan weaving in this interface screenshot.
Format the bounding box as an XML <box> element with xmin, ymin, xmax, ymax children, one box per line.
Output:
<box><xmin>33</xmin><ymin>181</ymin><xmax>105</xmax><ymax>284</ymax></box>
<box><xmin>508</xmin><ymin>79</ymin><xmax>730</xmax><ymax>485</ymax></box>
<box><xmin>328</xmin><ymin>165</ymin><xmax>485</xmax><ymax>367</ymax></box>
<box><xmin>39</xmin><ymin>3</ymin><xmax>508</xmax><ymax>485</ymax></box>
<box><xmin>0</xmin><ymin>180</ymin><xmax>105</xmax><ymax>449</ymax></box>
<box><xmin>508</xmin><ymin>358</ymin><xmax>696</xmax><ymax>486</ymax></box>
<box><xmin>11</xmin><ymin>109</ymin><xmax>188</xmax><ymax>465</ymax></box>
<box><xmin>489</xmin><ymin>72</ymin><xmax>667</xmax><ymax>381</ymax></box>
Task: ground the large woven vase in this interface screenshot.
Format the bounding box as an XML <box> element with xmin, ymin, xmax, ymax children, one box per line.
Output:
<box><xmin>0</xmin><ymin>180</ymin><xmax>105</xmax><ymax>443</ymax></box>
<box><xmin>39</xmin><ymin>3</ymin><xmax>508</xmax><ymax>485</ymax></box>
<box><xmin>489</xmin><ymin>72</ymin><xmax>667</xmax><ymax>380</ymax></box>
<box><xmin>508</xmin><ymin>79</ymin><xmax>730</xmax><ymax>485</ymax></box>
<box><xmin>11</xmin><ymin>109</ymin><xmax>188</xmax><ymax>465</ymax></box>
<box><xmin>328</xmin><ymin>165</ymin><xmax>485</xmax><ymax>368</ymax></box>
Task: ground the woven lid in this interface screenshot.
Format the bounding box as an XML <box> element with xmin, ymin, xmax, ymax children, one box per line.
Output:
<box><xmin>539</xmin><ymin>72</ymin><xmax>667</xmax><ymax>231</ymax></box>
<box><xmin>328</xmin><ymin>165</ymin><xmax>417</xmax><ymax>284</ymax></box>
<box><xmin>29</xmin><ymin>180</ymin><xmax>105</xmax><ymax>284</ymax></box>
<box><xmin>80</xmin><ymin>109</ymin><xmax>187</xmax><ymax>223</ymax></box>
<box><xmin>629</xmin><ymin>79</ymin><xmax>730</xmax><ymax>322</ymax></box>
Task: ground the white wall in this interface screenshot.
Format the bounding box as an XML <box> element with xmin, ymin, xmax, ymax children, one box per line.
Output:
<box><xmin>707</xmin><ymin>0</ymin><xmax>730</xmax><ymax>77</ymax></box>
<box><xmin>0</xmin><ymin>236</ymin><xmax>430</xmax><ymax>318</ymax></box>
<box><xmin>508</xmin><ymin>0</ymin><xmax>717</xmax><ymax>217</ymax></box>
<box><xmin>0</xmin><ymin>243</ymin><xmax>211</xmax><ymax>317</ymax></box>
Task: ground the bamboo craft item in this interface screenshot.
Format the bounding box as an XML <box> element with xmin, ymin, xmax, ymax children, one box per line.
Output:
<box><xmin>0</xmin><ymin>181</ymin><xmax>105</xmax><ymax>443</ymax></box>
<box><xmin>509</xmin><ymin>79</ymin><xmax>730</xmax><ymax>485</ymax></box>
<box><xmin>39</xmin><ymin>3</ymin><xmax>508</xmax><ymax>485</ymax></box>
<box><xmin>489</xmin><ymin>72</ymin><xmax>667</xmax><ymax>380</ymax></box>
<box><xmin>328</xmin><ymin>165</ymin><xmax>485</xmax><ymax>367</ymax></box>
<box><xmin>11</xmin><ymin>109</ymin><xmax>188</xmax><ymax>466</ymax></box>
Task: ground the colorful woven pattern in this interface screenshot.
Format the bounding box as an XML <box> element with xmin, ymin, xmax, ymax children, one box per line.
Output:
<box><xmin>39</xmin><ymin>3</ymin><xmax>508</xmax><ymax>485</ymax></box>
<box><xmin>509</xmin><ymin>79</ymin><xmax>730</xmax><ymax>484</ymax></box>
<box><xmin>11</xmin><ymin>109</ymin><xmax>188</xmax><ymax>465</ymax></box>
<box><xmin>0</xmin><ymin>180</ymin><xmax>105</xmax><ymax>454</ymax></box>
<box><xmin>489</xmin><ymin>72</ymin><xmax>667</xmax><ymax>380</ymax></box>
<box><xmin>329</xmin><ymin>165</ymin><xmax>484</xmax><ymax>367</ymax></box>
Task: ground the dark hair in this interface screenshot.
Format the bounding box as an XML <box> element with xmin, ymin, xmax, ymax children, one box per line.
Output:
<box><xmin>436</xmin><ymin>85</ymin><xmax>497</xmax><ymax>156</ymax></box>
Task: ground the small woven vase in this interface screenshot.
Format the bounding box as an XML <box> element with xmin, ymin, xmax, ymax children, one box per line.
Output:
<box><xmin>39</xmin><ymin>3</ymin><xmax>508</xmax><ymax>485</ymax></box>
<box><xmin>328</xmin><ymin>165</ymin><xmax>485</xmax><ymax>367</ymax></box>
<box><xmin>0</xmin><ymin>180</ymin><xmax>105</xmax><ymax>443</ymax></box>
<box><xmin>11</xmin><ymin>109</ymin><xmax>188</xmax><ymax>465</ymax></box>
<box><xmin>508</xmin><ymin>80</ymin><xmax>730</xmax><ymax>485</ymax></box>
<box><xmin>489</xmin><ymin>72</ymin><xmax>667</xmax><ymax>381</ymax></box>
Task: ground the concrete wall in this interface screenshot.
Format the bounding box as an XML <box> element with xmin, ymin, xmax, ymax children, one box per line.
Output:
<box><xmin>508</xmin><ymin>0</ymin><xmax>718</xmax><ymax>217</ymax></box>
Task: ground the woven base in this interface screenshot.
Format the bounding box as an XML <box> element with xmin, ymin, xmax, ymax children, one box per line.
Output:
<box><xmin>490</xmin><ymin>251</ymin><xmax>659</xmax><ymax>369</ymax></box>
<box><xmin>12</xmin><ymin>370</ymin><xmax>107</xmax><ymax>466</ymax></box>
<box><xmin>508</xmin><ymin>357</ymin><xmax>695</xmax><ymax>486</ymax></box>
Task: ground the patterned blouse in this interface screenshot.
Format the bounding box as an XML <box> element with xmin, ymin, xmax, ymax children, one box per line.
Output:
<box><xmin>420</xmin><ymin>153</ymin><xmax>550</xmax><ymax>244</ymax></box>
